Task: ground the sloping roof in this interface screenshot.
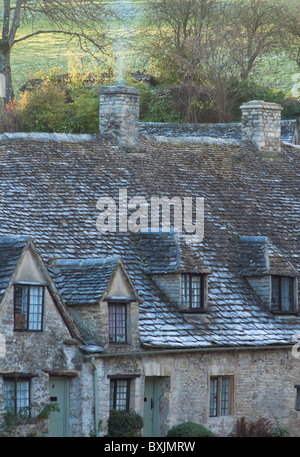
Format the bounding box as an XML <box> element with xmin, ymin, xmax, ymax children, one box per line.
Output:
<box><xmin>238</xmin><ymin>236</ymin><xmax>299</xmax><ymax>277</ymax></box>
<box><xmin>49</xmin><ymin>256</ymin><xmax>124</xmax><ymax>305</ymax></box>
<box><xmin>139</xmin><ymin>119</ymin><xmax>297</xmax><ymax>143</ymax></box>
<box><xmin>0</xmin><ymin>236</ymin><xmax>29</xmax><ymax>303</ymax></box>
<box><xmin>0</xmin><ymin>133</ymin><xmax>300</xmax><ymax>349</ymax></box>
<box><xmin>134</xmin><ymin>232</ymin><xmax>210</xmax><ymax>274</ymax></box>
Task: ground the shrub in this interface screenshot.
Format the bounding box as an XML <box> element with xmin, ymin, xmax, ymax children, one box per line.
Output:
<box><xmin>19</xmin><ymin>81</ymin><xmax>68</xmax><ymax>133</ymax></box>
<box><xmin>271</xmin><ymin>426</ymin><xmax>290</xmax><ymax>437</ymax></box>
<box><xmin>231</xmin><ymin>417</ymin><xmax>274</xmax><ymax>437</ymax></box>
<box><xmin>280</xmin><ymin>97</ymin><xmax>300</xmax><ymax>120</ymax></box>
<box><xmin>139</xmin><ymin>88</ymin><xmax>182</xmax><ymax>123</ymax></box>
<box><xmin>230</xmin><ymin>79</ymin><xmax>288</xmax><ymax>121</ymax></box>
<box><xmin>167</xmin><ymin>421</ymin><xmax>216</xmax><ymax>437</ymax></box>
<box><xmin>107</xmin><ymin>409</ymin><xmax>144</xmax><ymax>437</ymax></box>
<box><xmin>63</xmin><ymin>87</ymin><xmax>100</xmax><ymax>134</ymax></box>
<box><xmin>0</xmin><ymin>98</ymin><xmax>23</xmax><ymax>132</ymax></box>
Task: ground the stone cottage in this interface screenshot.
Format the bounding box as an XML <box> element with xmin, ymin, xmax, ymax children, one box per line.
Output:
<box><xmin>0</xmin><ymin>86</ymin><xmax>300</xmax><ymax>437</ymax></box>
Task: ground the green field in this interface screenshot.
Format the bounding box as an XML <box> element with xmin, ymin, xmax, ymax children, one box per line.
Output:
<box><xmin>7</xmin><ymin>1</ymin><xmax>300</xmax><ymax>99</ymax></box>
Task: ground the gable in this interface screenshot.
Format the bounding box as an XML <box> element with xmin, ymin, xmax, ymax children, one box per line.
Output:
<box><xmin>0</xmin><ymin>237</ymin><xmax>81</xmax><ymax>340</ymax></box>
<box><xmin>14</xmin><ymin>245</ymin><xmax>49</xmax><ymax>284</ymax></box>
<box><xmin>104</xmin><ymin>263</ymin><xmax>139</xmax><ymax>301</ymax></box>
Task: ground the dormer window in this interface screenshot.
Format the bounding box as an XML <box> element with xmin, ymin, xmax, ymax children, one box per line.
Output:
<box><xmin>181</xmin><ymin>274</ymin><xmax>205</xmax><ymax>310</ymax></box>
<box><xmin>14</xmin><ymin>285</ymin><xmax>44</xmax><ymax>331</ymax></box>
<box><xmin>271</xmin><ymin>276</ymin><xmax>295</xmax><ymax>313</ymax></box>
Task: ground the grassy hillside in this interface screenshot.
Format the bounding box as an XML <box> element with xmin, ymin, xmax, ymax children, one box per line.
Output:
<box><xmin>8</xmin><ymin>1</ymin><xmax>300</xmax><ymax>100</ymax></box>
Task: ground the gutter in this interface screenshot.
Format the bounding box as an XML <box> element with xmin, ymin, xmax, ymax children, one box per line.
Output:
<box><xmin>84</xmin><ymin>344</ymin><xmax>293</xmax><ymax>360</ymax></box>
<box><xmin>89</xmin><ymin>356</ymin><xmax>99</xmax><ymax>437</ymax></box>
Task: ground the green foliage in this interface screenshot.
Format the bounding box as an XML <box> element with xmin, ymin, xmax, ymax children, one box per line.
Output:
<box><xmin>166</xmin><ymin>421</ymin><xmax>216</xmax><ymax>437</ymax></box>
<box><xmin>107</xmin><ymin>409</ymin><xmax>144</xmax><ymax>437</ymax></box>
<box><xmin>19</xmin><ymin>81</ymin><xmax>67</xmax><ymax>133</ymax></box>
<box><xmin>36</xmin><ymin>402</ymin><xmax>60</xmax><ymax>420</ymax></box>
<box><xmin>280</xmin><ymin>97</ymin><xmax>300</xmax><ymax>120</ymax></box>
<box><xmin>230</xmin><ymin>78</ymin><xmax>289</xmax><ymax>121</ymax></box>
<box><xmin>139</xmin><ymin>86</ymin><xmax>182</xmax><ymax>123</ymax></box>
<box><xmin>271</xmin><ymin>426</ymin><xmax>290</xmax><ymax>437</ymax></box>
<box><xmin>63</xmin><ymin>87</ymin><xmax>100</xmax><ymax>134</ymax></box>
<box><xmin>0</xmin><ymin>402</ymin><xmax>59</xmax><ymax>437</ymax></box>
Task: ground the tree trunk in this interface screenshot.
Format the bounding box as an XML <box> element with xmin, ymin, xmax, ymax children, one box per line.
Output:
<box><xmin>0</xmin><ymin>39</ymin><xmax>14</xmax><ymax>108</ymax></box>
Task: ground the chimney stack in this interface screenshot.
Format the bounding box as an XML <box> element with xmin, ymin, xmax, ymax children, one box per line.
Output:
<box><xmin>99</xmin><ymin>86</ymin><xmax>140</xmax><ymax>149</ymax></box>
<box><xmin>240</xmin><ymin>100</ymin><xmax>283</xmax><ymax>153</ymax></box>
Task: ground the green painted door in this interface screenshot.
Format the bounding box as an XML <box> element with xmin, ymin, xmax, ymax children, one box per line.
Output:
<box><xmin>49</xmin><ymin>377</ymin><xmax>69</xmax><ymax>437</ymax></box>
<box><xmin>143</xmin><ymin>377</ymin><xmax>160</xmax><ymax>437</ymax></box>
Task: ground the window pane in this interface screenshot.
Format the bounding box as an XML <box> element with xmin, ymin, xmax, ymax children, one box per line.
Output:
<box><xmin>115</xmin><ymin>306</ymin><xmax>126</xmax><ymax>342</ymax></box>
<box><xmin>296</xmin><ymin>388</ymin><xmax>300</xmax><ymax>411</ymax></box>
<box><xmin>221</xmin><ymin>378</ymin><xmax>229</xmax><ymax>416</ymax></box>
<box><xmin>209</xmin><ymin>378</ymin><xmax>218</xmax><ymax>417</ymax></box>
<box><xmin>4</xmin><ymin>382</ymin><xmax>15</xmax><ymax>414</ymax></box>
<box><xmin>109</xmin><ymin>381</ymin><xmax>115</xmax><ymax>410</ymax></box>
<box><xmin>271</xmin><ymin>277</ymin><xmax>280</xmax><ymax>310</ymax></box>
<box><xmin>109</xmin><ymin>305</ymin><xmax>126</xmax><ymax>343</ymax></box>
<box><xmin>14</xmin><ymin>286</ymin><xmax>28</xmax><ymax>329</ymax></box>
<box><xmin>16</xmin><ymin>381</ymin><xmax>30</xmax><ymax>415</ymax></box>
<box><xmin>110</xmin><ymin>380</ymin><xmax>129</xmax><ymax>411</ymax></box>
<box><xmin>191</xmin><ymin>276</ymin><xmax>201</xmax><ymax>308</ymax></box>
<box><xmin>281</xmin><ymin>278</ymin><xmax>293</xmax><ymax>311</ymax></box>
<box><xmin>28</xmin><ymin>286</ymin><xmax>43</xmax><ymax>330</ymax></box>
<box><xmin>181</xmin><ymin>275</ymin><xmax>189</xmax><ymax>307</ymax></box>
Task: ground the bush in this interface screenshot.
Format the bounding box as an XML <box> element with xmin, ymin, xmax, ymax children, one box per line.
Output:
<box><xmin>107</xmin><ymin>409</ymin><xmax>144</xmax><ymax>437</ymax></box>
<box><xmin>230</xmin><ymin>79</ymin><xmax>288</xmax><ymax>121</ymax></box>
<box><xmin>19</xmin><ymin>81</ymin><xmax>68</xmax><ymax>133</ymax></box>
<box><xmin>230</xmin><ymin>417</ymin><xmax>281</xmax><ymax>437</ymax></box>
<box><xmin>167</xmin><ymin>421</ymin><xmax>216</xmax><ymax>437</ymax></box>
<box><xmin>139</xmin><ymin>87</ymin><xmax>182</xmax><ymax>123</ymax></box>
<box><xmin>281</xmin><ymin>97</ymin><xmax>300</xmax><ymax>120</ymax></box>
<box><xmin>63</xmin><ymin>87</ymin><xmax>100</xmax><ymax>134</ymax></box>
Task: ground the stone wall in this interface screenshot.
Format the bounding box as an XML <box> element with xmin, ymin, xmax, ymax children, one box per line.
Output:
<box><xmin>99</xmin><ymin>86</ymin><xmax>140</xmax><ymax>148</ymax></box>
<box><xmin>240</xmin><ymin>100</ymin><xmax>283</xmax><ymax>153</ymax></box>
<box><xmin>93</xmin><ymin>347</ymin><xmax>300</xmax><ymax>437</ymax></box>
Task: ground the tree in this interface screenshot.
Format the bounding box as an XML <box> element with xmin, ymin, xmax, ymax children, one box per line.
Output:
<box><xmin>139</xmin><ymin>0</ymin><xmax>297</xmax><ymax>121</ymax></box>
<box><xmin>139</xmin><ymin>0</ymin><xmax>218</xmax><ymax>84</ymax></box>
<box><xmin>224</xmin><ymin>0</ymin><xmax>290</xmax><ymax>80</ymax></box>
<box><xmin>273</xmin><ymin>0</ymin><xmax>300</xmax><ymax>68</ymax></box>
<box><xmin>0</xmin><ymin>0</ymin><xmax>114</xmax><ymax>106</ymax></box>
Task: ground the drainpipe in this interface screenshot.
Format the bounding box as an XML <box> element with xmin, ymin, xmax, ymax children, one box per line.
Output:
<box><xmin>90</xmin><ymin>356</ymin><xmax>99</xmax><ymax>437</ymax></box>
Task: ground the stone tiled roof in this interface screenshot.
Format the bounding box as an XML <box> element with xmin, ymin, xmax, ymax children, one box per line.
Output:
<box><xmin>0</xmin><ymin>236</ymin><xmax>29</xmax><ymax>303</ymax></box>
<box><xmin>238</xmin><ymin>236</ymin><xmax>299</xmax><ymax>277</ymax></box>
<box><xmin>1</xmin><ymin>133</ymin><xmax>300</xmax><ymax>349</ymax></box>
<box><xmin>139</xmin><ymin>120</ymin><xmax>297</xmax><ymax>143</ymax></box>
<box><xmin>49</xmin><ymin>256</ymin><xmax>120</xmax><ymax>305</ymax></box>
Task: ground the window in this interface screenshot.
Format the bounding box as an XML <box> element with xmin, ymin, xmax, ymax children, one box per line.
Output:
<box><xmin>271</xmin><ymin>276</ymin><xmax>295</xmax><ymax>312</ymax></box>
<box><xmin>181</xmin><ymin>274</ymin><xmax>204</xmax><ymax>309</ymax></box>
<box><xmin>14</xmin><ymin>285</ymin><xmax>44</xmax><ymax>331</ymax></box>
<box><xmin>108</xmin><ymin>303</ymin><xmax>127</xmax><ymax>343</ymax></box>
<box><xmin>110</xmin><ymin>378</ymin><xmax>130</xmax><ymax>411</ymax></box>
<box><xmin>4</xmin><ymin>378</ymin><xmax>30</xmax><ymax>416</ymax></box>
<box><xmin>209</xmin><ymin>376</ymin><xmax>233</xmax><ymax>417</ymax></box>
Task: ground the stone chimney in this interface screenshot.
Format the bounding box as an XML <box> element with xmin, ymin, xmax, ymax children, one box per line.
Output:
<box><xmin>99</xmin><ymin>86</ymin><xmax>140</xmax><ymax>149</ymax></box>
<box><xmin>240</xmin><ymin>100</ymin><xmax>283</xmax><ymax>153</ymax></box>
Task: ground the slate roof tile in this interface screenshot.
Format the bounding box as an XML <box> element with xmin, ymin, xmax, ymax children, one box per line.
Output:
<box><xmin>0</xmin><ymin>135</ymin><xmax>300</xmax><ymax>348</ymax></box>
